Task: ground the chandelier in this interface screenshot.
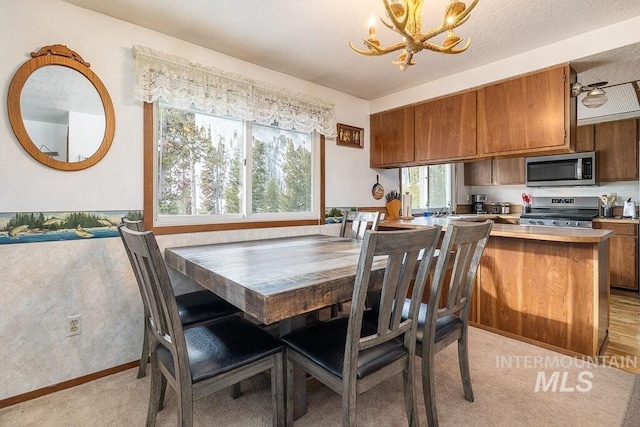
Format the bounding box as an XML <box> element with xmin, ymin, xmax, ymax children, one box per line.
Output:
<box><xmin>349</xmin><ymin>0</ymin><xmax>478</xmax><ymax>71</ymax></box>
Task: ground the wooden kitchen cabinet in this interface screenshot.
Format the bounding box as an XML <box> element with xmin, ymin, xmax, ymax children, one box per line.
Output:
<box><xmin>593</xmin><ymin>222</ymin><xmax>638</xmax><ymax>291</ymax></box>
<box><xmin>492</xmin><ymin>157</ymin><xmax>525</xmax><ymax>184</ymax></box>
<box><xmin>414</xmin><ymin>91</ymin><xmax>477</xmax><ymax>162</ymax></box>
<box><xmin>464</xmin><ymin>160</ymin><xmax>492</xmax><ymax>185</ymax></box>
<box><xmin>576</xmin><ymin>124</ymin><xmax>595</xmax><ymax>152</ymax></box>
<box><xmin>477</xmin><ymin>64</ymin><xmax>575</xmax><ymax>156</ymax></box>
<box><xmin>595</xmin><ymin>119</ymin><xmax>638</xmax><ymax>182</ymax></box>
<box><xmin>370</xmin><ymin>106</ymin><xmax>415</xmax><ymax>168</ymax></box>
<box><xmin>371</xmin><ymin>65</ymin><xmax>576</xmax><ymax>167</ymax></box>
<box><xmin>464</xmin><ymin>157</ymin><xmax>524</xmax><ymax>185</ymax></box>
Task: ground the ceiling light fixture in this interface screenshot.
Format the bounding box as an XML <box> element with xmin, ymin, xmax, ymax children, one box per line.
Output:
<box><xmin>572</xmin><ymin>81</ymin><xmax>609</xmax><ymax>108</ymax></box>
<box><xmin>349</xmin><ymin>0</ymin><xmax>478</xmax><ymax>71</ymax></box>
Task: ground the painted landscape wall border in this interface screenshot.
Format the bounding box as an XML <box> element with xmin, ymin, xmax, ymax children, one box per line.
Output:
<box><xmin>0</xmin><ymin>210</ymin><xmax>143</xmax><ymax>245</ymax></box>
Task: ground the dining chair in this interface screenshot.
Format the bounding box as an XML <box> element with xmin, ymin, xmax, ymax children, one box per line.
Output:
<box><xmin>410</xmin><ymin>220</ymin><xmax>493</xmax><ymax>426</ymax></box>
<box><xmin>331</xmin><ymin>211</ymin><xmax>382</xmax><ymax>317</ymax></box>
<box><xmin>119</xmin><ymin>225</ymin><xmax>285</xmax><ymax>427</ymax></box>
<box><xmin>119</xmin><ymin>218</ymin><xmax>241</xmax><ymax>379</ymax></box>
<box><xmin>282</xmin><ymin>226</ymin><xmax>442</xmax><ymax>426</ymax></box>
<box><xmin>340</xmin><ymin>210</ymin><xmax>381</xmax><ymax>240</ymax></box>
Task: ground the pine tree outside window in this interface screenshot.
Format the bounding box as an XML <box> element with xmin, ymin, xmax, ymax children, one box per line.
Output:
<box><xmin>155</xmin><ymin>103</ymin><xmax>319</xmax><ymax>226</ymax></box>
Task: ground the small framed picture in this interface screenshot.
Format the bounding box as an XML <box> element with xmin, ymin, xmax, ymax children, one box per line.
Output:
<box><xmin>336</xmin><ymin>123</ymin><xmax>364</xmax><ymax>148</ymax></box>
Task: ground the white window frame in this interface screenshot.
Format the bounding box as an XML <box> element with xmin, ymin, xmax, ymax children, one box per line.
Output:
<box><xmin>152</xmin><ymin>103</ymin><xmax>321</xmax><ymax>227</ymax></box>
<box><xmin>401</xmin><ymin>163</ymin><xmax>456</xmax><ymax>214</ymax></box>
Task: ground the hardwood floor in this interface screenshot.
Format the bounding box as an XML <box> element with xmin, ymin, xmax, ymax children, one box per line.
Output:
<box><xmin>604</xmin><ymin>293</ymin><xmax>640</xmax><ymax>374</ymax></box>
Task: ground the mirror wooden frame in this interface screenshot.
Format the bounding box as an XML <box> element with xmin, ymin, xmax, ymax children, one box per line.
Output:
<box><xmin>7</xmin><ymin>44</ymin><xmax>115</xmax><ymax>171</ymax></box>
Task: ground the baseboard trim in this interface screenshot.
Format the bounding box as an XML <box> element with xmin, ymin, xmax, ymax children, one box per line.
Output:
<box><xmin>0</xmin><ymin>360</ymin><xmax>139</xmax><ymax>409</ymax></box>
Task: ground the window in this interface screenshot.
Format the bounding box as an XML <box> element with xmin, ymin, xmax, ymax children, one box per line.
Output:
<box><xmin>135</xmin><ymin>46</ymin><xmax>335</xmax><ymax>233</ymax></box>
<box><xmin>401</xmin><ymin>164</ymin><xmax>454</xmax><ymax>212</ymax></box>
<box><xmin>150</xmin><ymin>103</ymin><xmax>320</xmax><ymax>229</ymax></box>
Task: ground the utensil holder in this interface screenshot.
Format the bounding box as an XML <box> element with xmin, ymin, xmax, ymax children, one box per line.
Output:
<box><xmin>522</xmin><ymin>203</ymin><xmax>531</xmax><ymax>214</ymax></box>
<box><xmin>386</xmin><ymin>199</ymin><xmax>402</xmax><ymax>220</ymax></box>
<box><xmin>603</xmin><ymin>205</ymin><xmax>614</xmax><ymax>218</ymax></box>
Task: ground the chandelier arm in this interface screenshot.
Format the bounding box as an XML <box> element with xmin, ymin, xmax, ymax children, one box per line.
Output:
<box><xmin>421</xmin><ymin>38</ymin><xmax>471</xmax><ymax>54</ymax></box>
<box><xmin>419</xmin><ymin>8</ymin><xmax>474</xmax><ymax>43</ymax></box>
<box><xmin>446</xmin><ymin>13</ymin><xmax>471</xmax><ymax>30</ymax></box>
<box><xmin>380</xmin><ymin>17</ymin><xmax>414</xmax><ymax>44</ymax></box>
<box><xmin>349</xmin><ymin>40</ymin><xmax>406</xmax><ymax>56</ymax></box>
<box><xmin>444</xmin><ymin>0</ymin><xmax>478</xmax><ymax>27</ymax></box>
<box><xmin>400</xmin><ymin>53</ymin><xmax>415</xmax><ymax>71</ymax></box>
<box><xmin>382</xmin><ymin>0</ymin><xmax>411</xmax><ymax>35</ymax></box>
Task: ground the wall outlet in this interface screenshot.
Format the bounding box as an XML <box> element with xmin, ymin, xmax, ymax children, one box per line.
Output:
<box><xmin>66</xmin><ymin>314</ymin><xmax>82</xmax><ymax>337</ymax></box>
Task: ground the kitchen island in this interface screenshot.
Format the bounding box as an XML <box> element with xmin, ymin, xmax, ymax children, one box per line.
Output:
<box><xmin>380</xmin><ymin>217</ymin><xmax>613</xmax><ymax>358</ymax></box>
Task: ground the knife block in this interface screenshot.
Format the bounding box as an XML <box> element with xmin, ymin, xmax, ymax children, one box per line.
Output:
<box><xmin>386</xmin><ymin>199</ymin><xmax>402</xmax><ymax>220</ymax></box>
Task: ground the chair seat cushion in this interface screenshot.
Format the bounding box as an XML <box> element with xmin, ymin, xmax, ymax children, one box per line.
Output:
<box><xmin>176</xmin><ymin>290</ymin><xmax>240</xmax><ymax>327</ymax></box>
<box><xmin>281</xmin><ymin>317</ymin><xmax>406</xmax><ymax>380</ymax></box>
<box><xmin>400</xmin><ymin>298</ymin><xmax>463</xmax><ymax>344</ymax></box>
<box><xmin>155</xmin><ymin>316</ymin><xmax>283</xmax><ymax>383</ymax></box>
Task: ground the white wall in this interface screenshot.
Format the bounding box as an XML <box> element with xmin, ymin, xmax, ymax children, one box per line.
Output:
<box><xmin>470</xmin><ymin>182</ymin><xmax>639</xmax><ymax>209</ymax></box>
<box><xmin>68</xmin><ymin>111</ymin><xmax>104</xmax><ymax>161</ymax></box>
<box><xmin>22</xmin><ymin>119</ymin><xmax>68</xmax><ymax>160</ymax></box>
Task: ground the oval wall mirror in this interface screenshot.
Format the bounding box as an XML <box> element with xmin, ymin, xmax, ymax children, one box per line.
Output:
<box><xmin>7</xmin><ymin>44</ymin><xmax>115</xmax><ymax>171</ymax></box>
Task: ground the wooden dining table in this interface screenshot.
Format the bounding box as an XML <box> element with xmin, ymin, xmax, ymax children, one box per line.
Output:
<box><xmin>164</xmin><ymin>233</ymin><xmax>389</xmax><ymax>418</ymax></box>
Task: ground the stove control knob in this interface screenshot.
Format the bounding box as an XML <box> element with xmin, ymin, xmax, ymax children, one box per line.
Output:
<box><xmin>537</xmin><ymin>220</ymin><xmax>544</xmax><ymax>225</ymax></box>
<box><xmin>551</xmin><ymin>220</ymin><xmax>558</xmax><ymax>226</ymax></box>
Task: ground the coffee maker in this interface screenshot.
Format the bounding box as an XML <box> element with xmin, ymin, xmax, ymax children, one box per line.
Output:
<box><xmin>471</xmin><ymin>194</ymin><xmax>487</xmax><ymax>214</ymax></box>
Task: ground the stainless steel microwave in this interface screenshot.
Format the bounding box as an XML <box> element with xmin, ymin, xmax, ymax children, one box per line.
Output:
<box><xmin>525</xmin><ymin>152</ymin><xmax>596</xmax><ymax>187</ymax></box>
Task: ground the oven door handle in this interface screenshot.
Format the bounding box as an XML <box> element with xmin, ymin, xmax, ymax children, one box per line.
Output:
<box><xmin>575</xmin><ymin>158</ymin><xmax>583</xmax><ymax>179</ymax></box>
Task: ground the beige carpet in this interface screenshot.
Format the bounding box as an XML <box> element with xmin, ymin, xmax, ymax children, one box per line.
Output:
<box><xmin>1</xmin><ymin>327</ymin><xmax>636</xmax><ymax>426</ymax></box>
<box><xmin>623</xmin><ymin>375</ymin><xmax>640</xmax><ymax>427</ymax></box>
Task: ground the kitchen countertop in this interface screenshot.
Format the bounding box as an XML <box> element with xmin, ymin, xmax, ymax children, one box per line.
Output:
<box><xmin>380</xmin><ymin>216</ymin><xmax>613</xmax><ymax>243</ymax></box>
<box><xmin>593</xmin><ymin>217</ymin><xmax>640</xmax><ymax>224</ymax></box>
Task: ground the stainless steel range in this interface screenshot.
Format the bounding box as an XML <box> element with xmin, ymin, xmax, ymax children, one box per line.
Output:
<box><xmin>519</xmin><ymin>196</ymin><xmax>600</xmax><ymax>228</ymax></box>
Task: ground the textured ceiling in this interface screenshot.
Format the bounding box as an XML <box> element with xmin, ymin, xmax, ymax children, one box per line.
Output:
<box><xmin>64</xmin><ymin>0</ymin><xmax>640</xmax><ymax>103</ymax></box>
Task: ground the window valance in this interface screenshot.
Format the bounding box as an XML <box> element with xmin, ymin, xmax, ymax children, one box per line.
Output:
<box><xmin>133</xmin><ymin>45</ymin><xmax>337</xmax><ymax>137</ymax></box>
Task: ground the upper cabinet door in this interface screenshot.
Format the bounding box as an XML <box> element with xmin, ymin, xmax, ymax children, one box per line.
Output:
<box><xmin>477</xmin><ymin>65</ymin><xmax>573</xmax><ymax>156</ymax></box>
<box><xmin>492</xmin><ymin>157</ymin><xmax>525</xmax><ymax>185</ymax></box>
<box><xmin>576</xmin><ymin>125</ymin><xmax>595</xmax><ymax>152</ymax></box>
<box><xmin>595</xmin><ymin>119</ymin><xmax>638</xmax><ymax>181</ymax></box>
<box><xmin>414</xmin><ymin>91</ymin><xmax>477</xmax><ymax>162</ymax></box>
<box><xmin>370</xmin><ymin>106</ymin><xmax>415</xmax><ymax>168</ymax></box>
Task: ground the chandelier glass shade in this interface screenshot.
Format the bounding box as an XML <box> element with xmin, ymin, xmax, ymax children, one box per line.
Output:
<box><xmin>349</xmin><ymin>0</ymin><xmax>479</xmax><ymax>71</ymax></box>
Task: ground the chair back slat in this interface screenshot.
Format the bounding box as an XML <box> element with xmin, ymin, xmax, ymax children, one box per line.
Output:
<box><xmin>428</xmin><ymin>221</ymin><xmax>493</xmax><ymax>327</ymax></box>
<box><xmin>119</xmin><ymin>218</ymin><xmax>149</xmax><ymax>311</ymax></box>
<box><xmin>119</xmin><ymin>226</ymin><xmax>188</xmax><ymax>366</ymax></box>
<box><xmin>345</xmin><ymin>227</ymin><xmax>441</xmax><ymax>364</ymax></box>
<box><xmin>340</xmin><ymin>211</ymin><xmax>381</xmax><ymax>240</ymax></box>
